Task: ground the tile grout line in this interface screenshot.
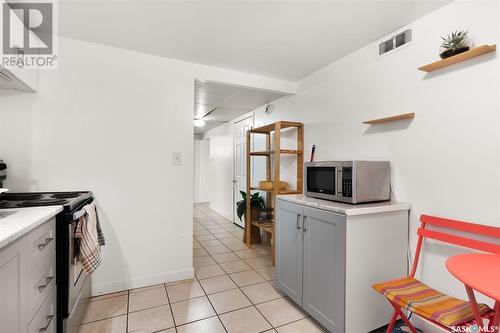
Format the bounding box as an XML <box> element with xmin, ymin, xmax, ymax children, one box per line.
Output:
<box><xmin>126</xmin><ymin>290</ymin><xmax>130</xmax><ymax>332</ymax></box>
<box><xmin>194</xmin><ymin>208</ymin><xmax>258</xmax><ymax>332</ymax></box>
<box><xmin>195</xmin><ymin>205</ymin><xmax>316</xmax><ymax>331</ymax></box>
<box><xmin>197</xmin><ymin>208</ymin><xmax>278</xmax><ymax>332</ymax></box>
<box><xmin>163</xmin><ymin>283</ymin><xmax>178</xmax><ymax>333</ymax></box>
<box><xmin>193</xmin><ymin>247</ymin><xmax>229</xmax><ymax>332</ymax></box>
<box><xmin>195</xmin><ymin>207</ymin><xmax>233</xmax><ymax>332</ymax></box>
<box><xmin>223</xmin><ymin>260</ymin><xmax>276</xmax><ymax>332</ymax></box>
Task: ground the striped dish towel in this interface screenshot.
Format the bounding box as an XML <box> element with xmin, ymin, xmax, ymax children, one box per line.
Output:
<box><xmin>75</xmin><ymin>201</ymin><xmax>105</xmax><ymax>274</ymax></box>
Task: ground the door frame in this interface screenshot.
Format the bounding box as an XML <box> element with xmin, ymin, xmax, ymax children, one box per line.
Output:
<box><xmin>232</xmin><ymin>112</ymin><xmax>255</xmax><ymax>226</ymax></box>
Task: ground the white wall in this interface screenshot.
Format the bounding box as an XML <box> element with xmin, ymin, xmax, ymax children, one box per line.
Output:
<box><xmin>0</xmin><ymin>37</ymin><xmax>296</xmax><ymax>295</ymax></box>
<box><xmin>257</xmin><ymin>0</ymin><xmax>499</xmax><ymax>304</ymax></box>
<box><xmin>194</xmin><ymin>138</ymin><xmax>210</xmax><ymax>203</ymax></box>
<box><xmin>202</xmin><ymin>121</ymin><xmax>235</xmax><ymax>220</ymax></box>
<box><xmin>201</xmin><ymin>0</ymin><xmax>499</xmax><ymax>318</ymax></box>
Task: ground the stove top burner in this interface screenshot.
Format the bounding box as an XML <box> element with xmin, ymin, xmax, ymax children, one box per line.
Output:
<box><xmin>0</xmin><ymin>200</ymin><xmax>9</xmax><ymax>207</ymax></box>
<box><xmin>17</xmin><ymin>198</ymin><xmax>69</xmax><ymax>207</ymax></box>
<box><xmin>2</xmin><ymin>193</ymin><xmax>44</xmax><ymax>201</ymax></box>
<box><xmin>51</xmin><ymin>192</ymin><xmax>81</xmax><ymax>199</ymax></box>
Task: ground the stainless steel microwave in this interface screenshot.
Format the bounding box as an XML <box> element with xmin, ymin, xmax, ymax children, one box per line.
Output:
<box><xmin>304</xmin><ymin>161</ymin><xmax>391</xmax><ymax>204</ymax></box>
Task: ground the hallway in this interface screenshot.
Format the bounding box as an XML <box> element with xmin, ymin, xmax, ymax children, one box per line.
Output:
<box><xmin>191</xmin><ymin>203</ymin><xmax>326</xmax><ymax>332</ymax></box>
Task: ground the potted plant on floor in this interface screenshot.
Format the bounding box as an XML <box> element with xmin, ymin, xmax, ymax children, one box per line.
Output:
<box><xmin>440</xmin><ymin>30</ymin><xmax>470</xmax><ymax>59</ymax></box>
<box><xmin>236</xmin><ymin>191</ymin><xmax>264</xmax><ymax>244</ymax></box>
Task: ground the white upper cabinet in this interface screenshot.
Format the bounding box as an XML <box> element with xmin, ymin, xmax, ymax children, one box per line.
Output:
<box><xmin>0</xmin><ymin>66</ymin><xmax>39</xmax><ymax>92</ymax></box>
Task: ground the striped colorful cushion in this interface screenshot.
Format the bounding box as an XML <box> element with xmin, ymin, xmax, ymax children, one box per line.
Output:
<box><xmin>373</xmin><ymin>277</ymin><xmax>491</xmax><ymax>327</ymax></box>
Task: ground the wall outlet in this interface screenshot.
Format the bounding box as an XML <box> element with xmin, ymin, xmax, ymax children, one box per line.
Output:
<box><xmin>173</xmin><ymin>152</ymin><xmax>182</xmax><ymax>166</ymax></box>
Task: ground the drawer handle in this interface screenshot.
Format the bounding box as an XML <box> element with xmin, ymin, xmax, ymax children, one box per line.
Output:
<box><xmin>296</xmin><ymin>215</ymin><xmax>301</xmax><ymax>229</ymax></box>
<box><xmin>38</xmin><ymin>276</ymin><xmax>54</xmax><ymax>291</ymax></box>
<box><xmin>39</xmin><ymin>314</ymin><xmax>54</xmax><ymax>332</ymax></box>
<box><xmin>37</xmin><ymin>238</ymin><xmax>54</xmax><ymax>251</ymax></box>
<box><xmin>303</xmin><ymin>215</ymin><xmax>307</xmax><ymax>232</ymax></box>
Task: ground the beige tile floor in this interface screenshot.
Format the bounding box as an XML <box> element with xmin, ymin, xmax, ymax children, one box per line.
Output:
<box><xmin>77</xmin><ymin>203</ymin><xmax>326</xmax><ymax>333</ymax></box>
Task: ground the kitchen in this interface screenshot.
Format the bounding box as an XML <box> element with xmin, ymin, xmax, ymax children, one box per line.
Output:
<box><xmin>0</xmin><ymin>1</ymin><xmax>499</xmax><ymax>333</ymax></box>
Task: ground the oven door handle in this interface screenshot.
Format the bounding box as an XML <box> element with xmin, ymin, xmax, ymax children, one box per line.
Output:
<box><xmin>72</xmin><ymin>207</ymin><xmax>87</xmax><ymax>220</ymax></box>
<box><xmin>72</xmin><ymin>199</ymin><xmax>94</xmax><ymax>220</ymax></box>
<box><xmin>68</xmin><ymin>197</ymin><xmax>94</xmax><ymax>220</ymax></box>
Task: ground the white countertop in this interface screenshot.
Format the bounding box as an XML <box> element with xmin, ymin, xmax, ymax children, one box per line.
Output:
<box><xmin>0</xmin><ymin>206</ymin><xmax>63</xmax><ymax>249</ymax></box>
<box><xmin>276</xmin><ymin>194</ymin><xmax>410</xmax><ymax>216</ymax></box>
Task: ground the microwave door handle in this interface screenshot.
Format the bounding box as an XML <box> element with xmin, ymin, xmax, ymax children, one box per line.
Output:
<box><xmin>337</xmin><ymin>168</ymin><xmax>343</xmax><ymax>196</ymax></box>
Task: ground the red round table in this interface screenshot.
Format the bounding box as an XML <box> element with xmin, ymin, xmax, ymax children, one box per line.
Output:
<box><xmin>446</xmin><ymin>253</ymin><xmax>500</xmax><ymax>332</ymax></box>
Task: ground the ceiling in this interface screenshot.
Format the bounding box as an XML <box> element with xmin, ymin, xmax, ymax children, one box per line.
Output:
<box><xmin>57</xmin><ymin>0</ymin><xmax>452</xmax><ymax>81</ymax></box>
<box><xmin>194</xmin><ymin>81</ymin><xmax>287</xmax><ymax>134</ymax></box>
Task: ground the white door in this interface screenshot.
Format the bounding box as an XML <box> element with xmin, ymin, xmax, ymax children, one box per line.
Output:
<box><xmin>233</xmin><ymin>116</ymin><xmax>253</xmax><ymax>227</ymax></box>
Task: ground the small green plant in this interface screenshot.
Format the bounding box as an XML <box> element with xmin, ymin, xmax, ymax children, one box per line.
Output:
<box><xmin>441</xmin><ymin>30</ymin><xmax>469</xmax><ymax>51</ymax></box>
<box><xmin>236</xmin><ymin>191</ymin><xmax>265</xmax><ymax>221</ymax></box>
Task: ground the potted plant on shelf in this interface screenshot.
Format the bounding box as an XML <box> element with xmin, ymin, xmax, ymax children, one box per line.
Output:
<box><xmin>236</xmin><ymin>191</ymin><xmax>264</xmax><ymax>243</ymax></box>
<box><xmin>440</xmin><ymin>30</ymin><xmax>470</xmax><ymax>59</ymax></box>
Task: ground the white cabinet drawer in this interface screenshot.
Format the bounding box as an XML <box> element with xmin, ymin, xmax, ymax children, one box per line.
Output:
<box><xmin>28</xmin><ymin>254</ymin><xmax>56</xmax><ymax>319</ymax></box>
<box><xmin>27</xmin><ymin>218</ymin><xmax>55</xmax><ymax>274</ymax></box>
<box><xmin>28</xmin><ymin>287</ymin><xmax>56</xmax><ymax>333</ymax></box>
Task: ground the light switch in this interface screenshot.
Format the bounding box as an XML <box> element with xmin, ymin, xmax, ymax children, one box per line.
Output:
<box><xmin>173</xmin><ymin>152</ymin><xmax>182</xmax><ymax>166</ymax></box>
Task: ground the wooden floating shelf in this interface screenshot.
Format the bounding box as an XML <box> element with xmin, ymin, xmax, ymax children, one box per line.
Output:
<box><xmin>418</xmin><ymin>44</ymin><xmax>496</xmax><ymax>72</ymax></box>
<box><xmin>250</xmin><ymin>187</ymin><xmax>301</xmax><ymax>195</ymax></box>
<box><xmin>250</xmin><ymin>149</ymin><xmax>302</xmax><ymax>156</ymax></box>
<box><xmin>363</xmin><ymin>112</ymin><xmax>415</xmax><ymax>125</ymax></box>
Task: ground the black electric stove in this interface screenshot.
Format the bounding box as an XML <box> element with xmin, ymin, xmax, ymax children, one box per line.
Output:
<box><xmin>0</xmin><ymin>190</ymin><xmax>94</xmax><ymax>333</ymax></box>
<box><xmin>0</xmin><ymin>191</ymin><xmax>92</xmax><ymax>210</ymax></box>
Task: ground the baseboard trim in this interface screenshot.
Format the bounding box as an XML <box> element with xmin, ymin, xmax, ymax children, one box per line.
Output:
<box><xmin>91</xmin><ymin>268</ymin><xmax>194</xmax><ymax>296</ymax></box>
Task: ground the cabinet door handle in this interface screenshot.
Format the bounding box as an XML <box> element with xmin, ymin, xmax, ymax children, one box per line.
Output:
<box><xmin>302</xmin><ymin>215</ymin><xmax>307</xmax><ymax>232</ymax></box>
<box><xmin>296</xmin><ymin>215</ymin><xmax>301</xmax><ymax>229</ymax></box>
<box><xmin>38</xmin><ymin>276</ymin><xmax>54</xmax><ymax>291</ymax></box>
<box><xmin>37</xmin><ymin>237</ymin><xmax>54</xmax><ymax>251</ymax></box>
<box><xmin>39</xmin><ymin>314</ymin><xmax>54</xmax><ymax>332</ymax></box>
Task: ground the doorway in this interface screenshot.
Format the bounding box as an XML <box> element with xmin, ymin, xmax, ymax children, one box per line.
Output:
<box><xmin>233</xmin><ymin>115</ymin><xmax>253</xmax><ymax>227</ymax></box>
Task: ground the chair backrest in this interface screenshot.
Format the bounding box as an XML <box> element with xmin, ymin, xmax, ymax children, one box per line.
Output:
<box><xmin>409</xmin><ymin>214</ymin><xmax>500</xmax><ymax>277</ymax></box>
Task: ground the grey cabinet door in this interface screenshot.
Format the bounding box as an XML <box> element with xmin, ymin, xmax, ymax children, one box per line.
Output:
<box><xmin>0</xmin><ymin>239</ymin><xmax>25</xmax><ymax>333</ymax></box>
<box><xmin>275</xmin><ymin>200</ymin><xmax>303</xmax><ymax>305</ymax></box>
<box><xmin>302</xmin><ymin>207</ymin><xmax>346</xmax><ymax>333</ymax></box>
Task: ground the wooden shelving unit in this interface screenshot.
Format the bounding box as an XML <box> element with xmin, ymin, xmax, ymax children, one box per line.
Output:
<box><xmin>418</xmin><ymin>44</ymin><xmax>496</xmax><ymax>72</ymax></box>
<box><xmin>363</xmin><ymin>112</ymin><xmax>415</xmax><ymax>125</ymax></box>
<box><xmin>245</xmin><ymin>121</ymin><xmax>304</xmax><ymax>265</ymax></box>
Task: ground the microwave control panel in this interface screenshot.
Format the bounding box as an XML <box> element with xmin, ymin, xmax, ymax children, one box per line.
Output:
<box><xmin>342</xmin><ymin>167</ymin><xmax>353</xmax><ymax>197</ymax></box>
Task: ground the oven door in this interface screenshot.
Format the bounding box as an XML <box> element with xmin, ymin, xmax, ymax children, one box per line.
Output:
<box><xmin>304</xmin><ymin>162</ymin><xmax>342</xmax><ymax>201</ymax></box>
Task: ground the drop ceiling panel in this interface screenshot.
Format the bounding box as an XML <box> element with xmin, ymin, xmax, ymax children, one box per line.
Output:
<box><xmin>194</xmin><ymin>81</ymin><xmax>288</xmax><ymax>134</ymax></box>
<box><xmin>195</xmin><ymin>103</ymin><xmax>216</xmax><ymax>118</ymax></box>
<box><xmin>205</xmin><ymin>106</ymin><xmax>251</xmax><ymax>122</ymax></box>
<box><xmin>221</xmin><ymin>89</ymin><xmax>285</xmax><ymax>110</ymax></box>
<box><xmin>194</xmin><ymin>120</ymin><xmax>225</xmax><ymax>135</ymax></box>
<box><xmin>195</xmin><ymin>81</ymin><xmax>240</xmax><ymax>105</ymax></box>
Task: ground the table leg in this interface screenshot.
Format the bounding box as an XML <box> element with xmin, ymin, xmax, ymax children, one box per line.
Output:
<box><xmin>465</xmin><ymin>285</ymin><xmax>484</xmax><ymax>329</ymax></box>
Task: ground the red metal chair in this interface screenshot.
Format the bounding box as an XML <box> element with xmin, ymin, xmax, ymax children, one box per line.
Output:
<box><xmin>373</xmin><ymin>214</ymin><xmax>500</xmax><ymax>332</ymax></box>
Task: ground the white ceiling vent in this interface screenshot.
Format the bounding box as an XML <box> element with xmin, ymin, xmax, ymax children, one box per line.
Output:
<box><xmin>379</xmin><ymin>29</ymin><xmax>412</xmax><ymax>56</ymax></box>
